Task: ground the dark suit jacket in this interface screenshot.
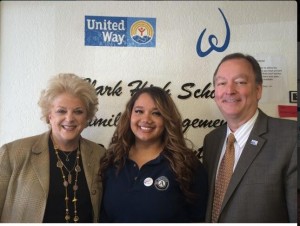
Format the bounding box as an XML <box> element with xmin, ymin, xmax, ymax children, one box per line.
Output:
<box><xmin>0</xmin><ymin>131</ymin><xmax>106</xmax><ymax>223</ymax></box>
<box><xmin>203</xmin><ymin>109</ymin><xmax>297</xmax><ymax>223</ymax></box>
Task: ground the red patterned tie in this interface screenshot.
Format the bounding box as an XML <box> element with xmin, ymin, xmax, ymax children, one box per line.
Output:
<box><xmin>211</xmin><ymin>133</ymin><xmax>235</xmax><ymax>223</ymax></box>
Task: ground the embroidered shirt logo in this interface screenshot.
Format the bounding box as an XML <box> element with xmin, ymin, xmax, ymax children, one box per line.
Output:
<box><xmin>154</xmin><ymin>176</ymin><xmax>169</xmax><ymax>191</ymax></box>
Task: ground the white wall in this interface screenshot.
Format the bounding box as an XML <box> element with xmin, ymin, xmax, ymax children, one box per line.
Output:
<box><xmin>0</xmin><ymin>1</ymin><xmax>297</xmax><ymax>151</ymax></box>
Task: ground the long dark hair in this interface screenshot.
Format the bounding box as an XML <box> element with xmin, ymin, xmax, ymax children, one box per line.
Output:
<box><xmin>100</xmin><ymin>86</ymin><xmax>200</xmax><ymax>202</ymax></box>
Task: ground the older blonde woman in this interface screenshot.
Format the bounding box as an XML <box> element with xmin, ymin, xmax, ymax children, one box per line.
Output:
<box><xmin>0</xmin><ymin>73</ymin><xmax>106</xmax><ymax>223</ymax></box>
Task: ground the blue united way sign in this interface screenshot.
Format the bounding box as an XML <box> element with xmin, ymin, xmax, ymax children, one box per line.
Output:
<box><xmin>85</xmin><ymin>16</ymin><xmax>156</xmax><ymax>47</ymax></box>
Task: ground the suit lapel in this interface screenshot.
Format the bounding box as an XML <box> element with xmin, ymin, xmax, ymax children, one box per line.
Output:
<box><xmin>80</xmin><ymin>139</ymin><xmax>94</xmax><ymax>192</ymax></box>
<box><xmin>31</xmin><ymin>131</ymin><xmax>51</xmax><ymax>196</ymax></box>
<box><xmin>221</xmin><ymin>110</ymin><xmax>268</xmax><ymax>212</ymax></box>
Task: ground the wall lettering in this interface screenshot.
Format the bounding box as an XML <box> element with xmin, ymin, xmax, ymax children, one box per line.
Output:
<box><xmin>196</xmin><ymin>8</ymin><xmax>230</xmax><ymax>57</ymax></box>
<box><xmin>178</xmin><ymin>82</ymin><xmax>215</xmax><ymax>99</ymax></box>
<box><xmin>128</xmin><ymin>80</ymin><xmax>172</xmax><ymax>96</ymax></box>
<box><xmin>89</xmin><ymin>111</ymin><xmax>225</xmax><ymax>133</ymax></box>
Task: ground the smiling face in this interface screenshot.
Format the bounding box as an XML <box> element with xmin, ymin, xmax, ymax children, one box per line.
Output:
<box><xmin>48</xmin><ymin>92</ymin><xmax>88</xmax><ymax>148</ymax></box>
<box><xmin>130</xmin><ymin>93</ymin><xmax>165</xmax><ymax>146</ymax></box>
<box><xmin>214</xmin><ymin>58</ymin><xmax>262</xmax><ymax>128</ymax></box>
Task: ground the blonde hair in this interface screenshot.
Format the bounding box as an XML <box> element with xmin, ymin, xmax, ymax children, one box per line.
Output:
<box><xmin>38</xmin><ymin>73</ymin><xmax>98</xmax><ymax>124</ymax></box>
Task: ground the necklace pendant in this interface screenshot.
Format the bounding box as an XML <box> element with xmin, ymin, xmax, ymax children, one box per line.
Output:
<box><xmin>63</xmin><ymin>180</ymin><xmax>68</xmax><ymax>187</ymax></box>
<box><xmin>74</xmin><ymin>215</ymin><xmax>79</xmax><ymax>222</ymax></box>
<box><xmin>73</xmin><ymin>184</ymin><xmax>78</xmax><ymax>191</ymax></box>
<box><xmin>75</xmin><ymin>165</ymin><xmax>81</xmax><ymax>172</ymax></box>
<box><xmin>57</xmin><ymin>160</ymin><xmax>63</xmax><ymax>168</ymax></box>
<box><xmin>68</xmin><ymin>173</ymin><xmax>72</xmax><ymax>184</ymax></box>
<box><xmin>65</xmin><ymin>214</ymin><xmax>71</xmax><ymax>221</ymax></box>
<box><xmin>66</xmin><ymin>156</ymin><xmax>69</xmax><ymax>162</ymax></box>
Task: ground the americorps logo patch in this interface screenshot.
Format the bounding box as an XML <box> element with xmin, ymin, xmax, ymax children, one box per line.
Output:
<box><xmin>85</xmin><ymin>16</ymin><xmax>156</xmax><ymax>47</ymax></box>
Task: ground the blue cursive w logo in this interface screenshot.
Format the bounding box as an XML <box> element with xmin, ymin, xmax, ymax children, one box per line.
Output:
<box><xmin>196</xmin><ymin>8</ymin><xmax>230</xmax><ymax>57</ymax></box>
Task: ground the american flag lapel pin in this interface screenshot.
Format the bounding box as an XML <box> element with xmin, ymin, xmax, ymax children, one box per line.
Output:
<box><xmin>250</xmin><ymin>140</ymin><xmax>258</xmax><ymax>146</ymax></box>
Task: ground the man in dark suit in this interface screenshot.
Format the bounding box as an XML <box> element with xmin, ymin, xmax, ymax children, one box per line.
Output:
<box><xmin>202</xmin><ymin>52</ymin><xmax>297</xmax><ymax>223</ymax></box>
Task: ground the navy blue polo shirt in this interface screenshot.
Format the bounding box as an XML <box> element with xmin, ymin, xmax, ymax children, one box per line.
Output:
<box><xmin>100</xmin><ymin>154</ymin><xmax>208</xmax><ymax>223</ymax></box>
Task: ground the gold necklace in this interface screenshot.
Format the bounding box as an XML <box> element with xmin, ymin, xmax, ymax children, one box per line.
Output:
<box><xmin>52</xmin><ymin>137</ymin><xmax>82</xmax><ymax>223</ymax></box>
<box><xmin>57</xmin><ymin>150</ymin><xmax>77</xmax><ymax>184</ymax></box>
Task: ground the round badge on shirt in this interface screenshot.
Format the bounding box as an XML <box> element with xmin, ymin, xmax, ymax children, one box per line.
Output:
<box><xmin>144</xmin><ymin>177</ymin><xmax>153</xmax><ymax>187</ymax></box>
<box><xmin>154</xmin><ymin>176</ymin><xmax>169</xmax><ymax>191</ymax></box>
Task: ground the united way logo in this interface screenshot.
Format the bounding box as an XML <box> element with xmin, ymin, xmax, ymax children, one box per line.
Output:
<box><xmin>130</xmin><ymin>20</ymin><xmax>154</xmax><ymax>44</ymax></box>
<box><xmin>85</xmin><ymin>16</ymin><xmax>156</xmax><ymax>47</ymax></box>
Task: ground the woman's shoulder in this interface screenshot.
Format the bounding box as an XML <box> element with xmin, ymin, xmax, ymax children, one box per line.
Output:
<box><xmin>81</xmin><ymin>137</ymin><xmax>106</xmax><ymax>153</ymax></box>
<box><xmin>2</xmin><ymin>132</ymin><xmax>48</xmax><ymax>149</ymax></box>
<box><xmin>0</xmin><ymin>132</ymin><xmax>50</xmax><ymax>160</ymax></box>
